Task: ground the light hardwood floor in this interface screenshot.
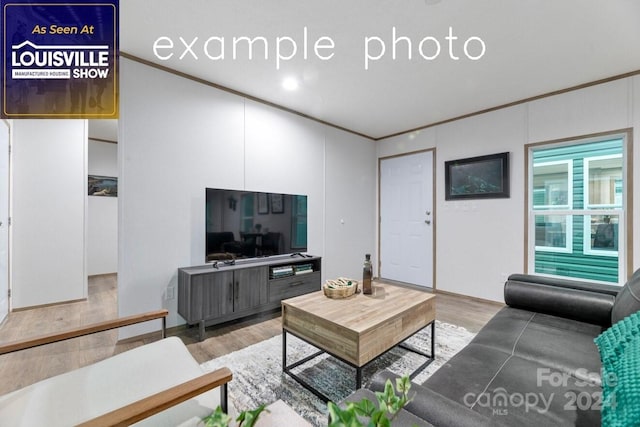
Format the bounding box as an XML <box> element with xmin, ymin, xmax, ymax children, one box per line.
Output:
<box><xmin>0</xmin><ymin>274</ymin><xmax>503</xmax><ymax>395</ymax></box>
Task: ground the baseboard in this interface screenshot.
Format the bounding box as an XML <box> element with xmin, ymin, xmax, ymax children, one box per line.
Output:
<box><xmin>88</xmin><ymin>272</ymin><xmax>117</xmax><ymax>279</ymax></box>
<box><xmin>12</xmin><ymin>297</ymin><xmax>88</xmax><ymax>312</ymax></box>
<box><xmin>434</xmin><ymin>288</ymin><xmax>505</xmax><ymax>307</ymax></box>
<box><xmin>376</xmin><ymin>277</ymin><xmax>435</xmax><ymax>293</ymax></box>
<box><xmin>116</xmin><ymin>329</ymin><xmax>164</xmax><ymax>345</ymax></box>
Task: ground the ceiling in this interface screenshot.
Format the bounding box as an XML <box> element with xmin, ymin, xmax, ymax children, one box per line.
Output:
<box><xmin>111</xmin><ymin>0</ymin><xmax>640</xmax><ymax>140</ymax></box>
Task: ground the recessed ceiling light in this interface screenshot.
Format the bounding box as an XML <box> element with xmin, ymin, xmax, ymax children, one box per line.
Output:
<box><xmin>282</xmin><ymin>77</ymin><xmax>299</xmax><ymax>91</ymax></box>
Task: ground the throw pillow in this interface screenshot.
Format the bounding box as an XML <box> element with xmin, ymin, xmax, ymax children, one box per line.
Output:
<box><xmin>594</xmin><ymin>310</ymin><xmax>640</xmax><ymax>426</ymax></box>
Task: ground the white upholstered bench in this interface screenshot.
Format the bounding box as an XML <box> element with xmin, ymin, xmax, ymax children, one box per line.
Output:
<box><xmin>0</xmin><ymin>310</ymin><xmax>231</xmax><ymax>426</ymax></box>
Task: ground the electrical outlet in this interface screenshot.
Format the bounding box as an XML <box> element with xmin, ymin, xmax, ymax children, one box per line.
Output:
<box><xmin>166</xmin><ymin>286</ymin><xmax>176</xmax><ymax>300</ymax></box>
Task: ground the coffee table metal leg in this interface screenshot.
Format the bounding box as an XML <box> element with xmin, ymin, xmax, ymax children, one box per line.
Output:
<box><xmin>431</xmin><ymin>321</ymin><xmax>435</xmax><ymax>358</ymax></box>
<box><xmin>397</xmin><ymin>321</ymin><xmax>436</xmax><ymax>380</ymax></box>
<box><xmin>282</xmin><ymin>321</ymin><xmax>436</xmax><ymax>400</ymax></box>
<box><xmin>283</xmin><ymin>329</ymin><xmax>332</xmax><ymax>402</ymax></box>
<box><xmin>283</xmin><ymin>328</ymin><xmax>360</xmax><ymax>403</ymax></box>
<box><xmin>282</xmin><ymin>328</ymin><xmax>287</xmax><ymax>370</ymax></box>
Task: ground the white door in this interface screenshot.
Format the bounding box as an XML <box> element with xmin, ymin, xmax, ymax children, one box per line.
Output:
<box><xmin>380</xmin><ymin>151</ymin><xmax>434</xmax><ymax>287</ymax></box>
<box><xmin>0</xmin><ymin>120</ymin><xmax>9</xmax><ymax>323</ymax></box>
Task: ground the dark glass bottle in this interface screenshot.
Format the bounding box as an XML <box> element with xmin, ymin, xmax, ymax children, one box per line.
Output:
<box><xmin>363</xmin><ymin>254</ymin><xmax>373</xmax><ymax>295</ymax></box>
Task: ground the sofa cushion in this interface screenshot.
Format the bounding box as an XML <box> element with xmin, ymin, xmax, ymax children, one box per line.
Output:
<box><xmin>369</xmin><ymin>371</ymin><xmax>505</xmax><ymax>427</ymax></box>
<box><xmin>425</xmin><ymin>343</ymin><xmax>513</xmax><ymax>404</ymax></box>
<box><xmin>611</xmin><ymin>268</ymin><xmax>640</xmax><ymax>324</ymax></box>
<box><xmin>424</xmin><ymin>341</ymin><xmax>601</xmax><ymax>426</ymax></box>
<box><xmin>595</xmin><ymin>310</ymin><xmax>640</xmax><ymax>425</ymax></box>
<box><xmin>467</xmin><ymin>354</ymin><xmax>601</xmax><ymax>426</ymax></box>
<box><xmin>470</xmin><ymin>308</ymin><xmax>604</xmax><ymax>381</ymax></box>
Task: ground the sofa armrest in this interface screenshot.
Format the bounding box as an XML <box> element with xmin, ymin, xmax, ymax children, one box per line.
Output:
<box><xmin>504</xmin><ymin>275</ymin><xmax>617</xmax><ymax>327</ymax></box>
<box><xmin>78</xmin><ymin>367</ymin><xmax>232</xmax><ymax>427</ymax></box>
<box><xmin>368</xmin><ymin>371</ymin><xmax>508</xmax><ymax>427</ymax></box>
<box><xmin>506</xmin><ymin>274</ymin><xmax>620</xmax><ymax>296</ymax></box>
<box><xmin>0</xmin><ymin>309</ymin><xmax>168</xmax><ymax>355</ymax></box>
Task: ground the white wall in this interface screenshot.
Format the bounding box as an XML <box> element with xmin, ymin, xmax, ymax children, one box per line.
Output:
<box><xmin>324</xmin><ymin>127</ymin><xmax>377</xmax><ymax>278</ymax></box>
<box><xmin>88</xmin><ymin>140</ymin><xmax>118</xmax><ymax>275</ymax></box>
<box><xmin>377</xmin><ymin>77</ymin><xmax>640</xmax><ymax>303</ymax></box>
<box><xmin>243</xmin><ymin>100</ymin><xmax>326</xmax><ymax>256</ymax></box>
<box><xmin>119</xmin><ymin>58</ymin><xmax>376</xmax><ymax>337</ymax></box>
<box><xmin>11</xmin><ymin>120</ymin><xmax>87</xmax><ymax>308</ymax></box>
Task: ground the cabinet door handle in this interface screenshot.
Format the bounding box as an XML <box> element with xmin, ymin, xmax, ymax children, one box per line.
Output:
<box><xmin>290</xmin><ymin>281</ymin><xmax>305</xmax><ymax>287</ymax></box>
<box><xmin>234</xmin><ymin>282</ymin><xmax>239</xmax><ymax>300</ymax></box>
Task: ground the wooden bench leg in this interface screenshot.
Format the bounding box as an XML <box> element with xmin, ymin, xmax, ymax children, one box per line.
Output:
<box><xmin>221</xmin><ymin>382</ymin><xmax>228</xmax><ymax>414</ymax></box>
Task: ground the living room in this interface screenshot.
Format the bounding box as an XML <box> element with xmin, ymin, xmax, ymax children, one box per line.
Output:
<box><xmin>1</xmin><ymin>1</ymin><xmax>640</xmax><ymax>426</ymax></box>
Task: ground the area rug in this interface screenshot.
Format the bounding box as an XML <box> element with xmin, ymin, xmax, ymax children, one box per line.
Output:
<box><xmin>200</xmin><ymin>321</ymin><xmax>474</xmax><ymax>426</ymax></box>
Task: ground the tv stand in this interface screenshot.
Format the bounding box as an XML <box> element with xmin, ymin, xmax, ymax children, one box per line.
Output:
<box><xmin>178</xmin><ymin>255</ymin><xmax>321</xmax><ymax>341</ymax></box>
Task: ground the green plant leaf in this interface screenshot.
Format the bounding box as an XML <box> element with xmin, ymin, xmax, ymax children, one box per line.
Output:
<box><xmin>352</xmin><ymin>398</ymin><xmax>377</xmax><ymax>417</ymax></box>
<box><xmin>369</xmin><ymin>409</ymin><xmax>391</xmax><ymax>427</ymax></box>
<box><xmin>201</xmin><ymin>405</ymin><xmax>232</xmax><ymax>427</ymax></box>
<box><xmin>329</xmin><ymin>375</ymin><xmax>415</xmax><ymax>427</ymax></box>
<box><xmin>396</xmin><ymin>375</ymin><xmax>411</xmax><ymax>394</ymax></box>
<box><xmin>328</xmin><ymin>401</ymin><xmax>362</xmax><ymax>427</ymax></box>
<box><xmin>236</xmin><ymin>404</ymin><xmax>267</xmax><ymax>427</ymax></box>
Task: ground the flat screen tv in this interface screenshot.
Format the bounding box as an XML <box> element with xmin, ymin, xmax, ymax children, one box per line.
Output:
<box><xmin>205</xmin><ymin>188</ymin><xmax>308</xmax><ymax>262</ymax></box>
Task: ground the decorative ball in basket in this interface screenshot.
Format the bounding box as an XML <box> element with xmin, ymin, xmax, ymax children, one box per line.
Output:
<box><xmin>323</xmin><ymin>277</ymin><xmax>359</xmax><ymax>299</ymax></box>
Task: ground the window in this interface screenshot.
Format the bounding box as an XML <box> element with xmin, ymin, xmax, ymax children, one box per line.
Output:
<box><xmin>291</xmin><ymin>195</ymin><xmax>307</xmax><ymax>249</ymax></box>
<box><xmin>532</xmin><ymin>160</ymin><xmax>573</xmax><ymax>253</ymax></box>
<box><xmin>583</xmin><ymin>154</ymin><xmax>623</xmax><ymax>257</ymax></box>
<box><xmin>528</xmin><ymin>134</ymin><xmax>628</xmax><ymax>285</ymax></box>
<box><xmin>240</xmin><ymin>193</ymin><xmax>254</xmax><ymax>233</ymax></box>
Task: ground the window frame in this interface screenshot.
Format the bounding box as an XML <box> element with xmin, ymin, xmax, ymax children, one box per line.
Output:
<box><xmin>532</xmin><ymin>159</ymin><xmax>574</xmax><ymax>253</ymax></box>
<box><xmin>525</xmin><ymin>130</ymin><xmax>632</xmax><ymax>286</ymax></box>
<box><xmin>581</xmin><ymin>153</ymin><xmax>623</xmax><ymax>258</ymax></box>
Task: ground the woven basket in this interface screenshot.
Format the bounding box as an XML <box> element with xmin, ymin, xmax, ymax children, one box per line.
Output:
<box><xmin>323</xmin><ymin>278</ymin><xmax>358</xmax><ymax>299</ymax></box>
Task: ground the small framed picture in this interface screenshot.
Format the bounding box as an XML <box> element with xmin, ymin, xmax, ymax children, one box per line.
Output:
<box><xmin>88</xmin><ymin>175</ymin><xmax>117</xmax><ymax>197</ymax></box>
<box><xmin>271</xmin><ymin>194</ymin><xmax>284</xmax><ymax>213</ymax></box>
<box><xmin>257</xmin><ymin>193</ymin><xmax>269</xmax><ymax>214</ymax></box>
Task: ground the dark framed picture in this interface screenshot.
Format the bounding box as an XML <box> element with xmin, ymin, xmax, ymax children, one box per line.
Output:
<box><xmin>257</xmin><ymin>193</ymin><xmax>269</xmax><ymax>214</ymax></box>
<box><xmin>271</xmin><ymin>194</ymin><xmax>284</xmax><ymax>213</ymax></box>
<box><xmin>88</xmin><ymin>175</ymin><xmax>118</xmax><ymax>197</ymax></box>
<box><xmin>445</xmin><ymin>152</ymin><xmax>510</xmax><ymax>200</ymax></box>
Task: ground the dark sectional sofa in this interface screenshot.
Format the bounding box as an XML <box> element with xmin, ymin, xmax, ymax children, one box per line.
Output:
<box><xmin>345</xmin><ymin>269</ymin><xmax>640</xmax><ymax>426</ymax></box>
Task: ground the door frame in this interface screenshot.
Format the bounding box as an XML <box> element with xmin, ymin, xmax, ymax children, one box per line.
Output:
<box><xmin>0</xmin><ymin>119</ymin><xmax>11</xmax><ymax>322</ymax></box>
<box><xmin>377</xmin><ymin>148</ymin><xmax>437</xmax><ymax>289</ymax></box>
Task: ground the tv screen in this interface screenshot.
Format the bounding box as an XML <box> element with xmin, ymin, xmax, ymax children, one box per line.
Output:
<box><xmin>205</xmin><ymin>188</ymin><xmax>308</xmax><ymax>262</ymax></box>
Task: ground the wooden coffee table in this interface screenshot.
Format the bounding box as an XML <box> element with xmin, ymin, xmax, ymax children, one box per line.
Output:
<box><xmin>281</xmin><ymin>282</ymin><xmax>436</xmax><ymax>402</ymax></box>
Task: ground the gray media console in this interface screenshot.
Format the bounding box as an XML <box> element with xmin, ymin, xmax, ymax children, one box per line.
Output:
<box><xmin>178</xmin><ymin>255</ymin><xmax>321</xmax><ymax>340</ymax></box>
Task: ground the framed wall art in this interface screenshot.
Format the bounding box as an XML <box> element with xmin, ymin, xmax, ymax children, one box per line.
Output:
<box><xmin>271</xmin><ymin>194</ymin><xmax>284</xmax><ymax>213</ymax></box>
<box><xmin>257</xmin><ymin>192</ymin><xmax>269</xmax><ymax>214</ymax></box>
<box><xmin>445</xmin><ymin>152</ymin><xmax>510</xmax><ymax>200</ymax></box>
<box><xmin>88</xmin><ymin>175</ymin><xmax>117</xmax><ymax>197</ymax></box>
